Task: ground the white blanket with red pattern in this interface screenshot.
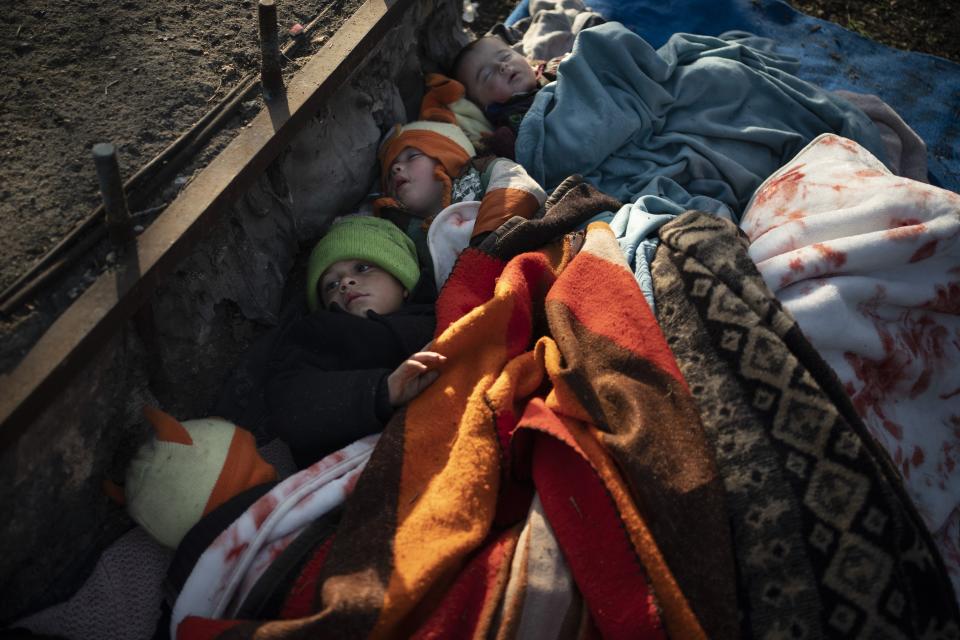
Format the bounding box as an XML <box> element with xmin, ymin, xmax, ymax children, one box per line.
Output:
<box><xmin>170</xmin><ymin>435</ymin><xmax>378</xmax><ymax>637</ymax></box>
<box><xmin>741</xmin><ymin>133</ymin><xmax>960</xmax><ymax>595</ymax></box>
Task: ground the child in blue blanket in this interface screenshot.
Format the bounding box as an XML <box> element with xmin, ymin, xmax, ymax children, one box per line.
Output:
<box><xmin>453</xmin><ymin>22</ymin><xmax>888</xmax><ymax>217</ymax></box>
<box><xmin>452</xmin><ymin>35</ymin><xmax>563</xmax><ymax>159</ymax></box>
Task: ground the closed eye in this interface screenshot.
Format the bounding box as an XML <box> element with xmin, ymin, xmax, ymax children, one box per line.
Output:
<box><xmin>395</xmin><ymin>150</ymin><xmax>424</xmax><ymax>166</ymax></box>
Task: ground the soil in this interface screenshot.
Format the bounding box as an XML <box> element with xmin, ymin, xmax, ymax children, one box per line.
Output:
<box><xmin>788</xmin><ymin>0</ymin><xmax>960</xmax><ymax>64</ymax></box>
<box><xmin>0</xmin><ymin>0</ymin><xmax>361</xmax><ymax>371</ymax></box>
<box><xmin>1</xmin><ymin>0</ymin><xmax>958</xmax><ymax>371</ymax></box>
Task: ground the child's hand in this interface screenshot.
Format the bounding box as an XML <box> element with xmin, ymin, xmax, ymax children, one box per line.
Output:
<box><xmin>387</xmin><ymin>352</ymin><xmax>447</xmax><ymax>406</ymax></box>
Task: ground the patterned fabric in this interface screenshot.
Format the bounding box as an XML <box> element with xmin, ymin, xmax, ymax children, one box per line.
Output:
<box><xmin>172</xmin><ymin>185</ymin><xmax>957</xmax><ymax>640</ymax></box>
<box><xmin>739</xmin><ymin>136</ymin><xmax>960</xmax><ymax>599</ymax></box>
<box><xmin>451</xmin><ymin>163</ymin><xmax>483</xmax><ymax>203</ymax></box>
<box><xmin>173</xmin><ymin>180</ymin><xmax>732</xmax><ymax>639</ymax></box>
<box><xmin>172</xmin><ymin>435</ymin><xmax>378</xmax><ymax>634</ymax></box>
<box><xmin>651</xmin><ymin>211</ymin><xmax>960</xmax><ymax>638</ymax></box>
<box><xmin>527</xmin><ymin>216</ymin><xmax>738</xmax><ymax>638</ymax></box>
<box><xmin>474</xmin><ymin>157</ymin><xmax>547</xmax><ymax>236</ymax></box>
<box><xmin>376</xmin><ymin>165</ymin><xmax>482</xmax><ymax>273</ymax></box>
<box><xmin>427</xmin><ymin>158</ymin><xmax>549</xmax><ymax>292</ymax></box>
<box><xmin>420</xmin><ymin>72</ymin><xmax>494</xmax><ymax>144</ymax></box>
<box><xmin>380</xmin><ymin>146</ymin><xmax>545</xmax><ymax>271</ymax></box>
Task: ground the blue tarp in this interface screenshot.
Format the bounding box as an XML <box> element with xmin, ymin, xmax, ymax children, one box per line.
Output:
<box><xmin>507</xmin><ymin>0</ymin><xmax>960</xmax><ymax>193</ymax></box>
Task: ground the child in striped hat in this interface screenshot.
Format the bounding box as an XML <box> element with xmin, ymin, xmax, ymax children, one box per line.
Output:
<box><xmin>374</xmin><ymin>74</ymin><xmax>547</xmax><ymax>289</ymax></box>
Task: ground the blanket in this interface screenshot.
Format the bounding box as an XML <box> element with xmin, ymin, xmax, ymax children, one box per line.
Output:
<box><xmin>498</xmin><ymin>1</ymin><xmax>927</xmax><ymax>185</ymax></box>
<box><xmin>651</xmin><ymin>210</ymin><xmax>960</xmax><ymax>637</ymax></box>
<box><xmin>490</xmin><ymin>0</ymin><xmax>605</xmax><ymax>62</ymax></box>
<box><xmin>172</xmin><ymin>435</ymin><xmax>377</xmax><ymax>633</ymax></box>
<box><xmin>740</xmin><ymin>133</ymin><xmax>960</xmax><ymax>600</ymax></box>
<box><xmin>491</xmin><ymin>494</ymin><xmax>581</xmax><ymax>639</ymax></box>
<box><xmin>515</xmin><ymin>21</ymin><xmax>887</xmax><ymax>217</ymax></box>
<box><xmin>169</xmin><ymin>181</ymin><xmax>959</xmax><ymax>639</ymax></box>
<box><xmin>173</xmin><ymin>180</ymin><xmax>742</xmax><ymax>639</ymax></box>
<box><xmin>508</xmin><ymin>0</ymin><xmax>960</xmax><ymax>194</ymax></box>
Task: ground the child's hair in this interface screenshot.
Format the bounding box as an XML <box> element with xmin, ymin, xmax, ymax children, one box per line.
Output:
<box><xmin>305</xmin><ymin>216</ymin><xmax>420</xmax><ymax>312</ymax></box>
<box><xmin>450</xmin><ymin>35</ymin><xmax>503</xmax><ymax>84</ymax></box>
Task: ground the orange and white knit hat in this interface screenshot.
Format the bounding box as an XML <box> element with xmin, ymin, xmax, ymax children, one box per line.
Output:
<box><xmin>125</xmin><ymin>406</ymin><xmax>278</xmax><ymax>548</ymax></box>
<box><xmin>375</xmin><ymin>75</ymin><xmax>483</xmax><ymax>214</ymax></box>
<box><xmin>376</xmin><ymin>121</ymin><xmax>475</xmax><ymax>211</ymax></box>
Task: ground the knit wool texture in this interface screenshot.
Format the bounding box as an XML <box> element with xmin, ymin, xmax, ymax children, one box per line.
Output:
<box><xmin>418</xmin><ymin>72</ymin><xmax>494</xmax><ymax>146</ymax></box>
<box><xmin>373</xmin><ymin>76</ymin><xmax>479</xmax><ymax>218</ymax></box>
<box><xmin>305</xmin><ymin>216</ymin><xmax>420</xmax><ymax>313</ymax></box>
<box><xmin>650</xmin><ymin>211</ymin><xmax>960</xmax><ymax>637</ymax></box>
<box><xmin>161</xmin><ymin>182</ymin><xmax>703</xmax><ymax>640</ymax></box>
<box><xmin>378</xmin><ymin>122</ymin><xmax>476</xmax><ymax>193</ymax></box>
<box><xmin>126</xmin><ymin>412</ymin><xmax>277</xmax><ymax>549</ymax></box>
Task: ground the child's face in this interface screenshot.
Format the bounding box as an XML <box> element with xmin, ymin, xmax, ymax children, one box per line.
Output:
<box><xmin>319</xmin><ymin>259</ymin><xmax>407</xmax><ymax>317</ymax></box>
<box><xmin>457</xmin><ymin>37</ymin><xmax>538</xmax><ymax>108</ymax></box>
<box><xmin>387</xmin><ymin>147</ymin><xmax>445</xmax><ymax>218</ymax></box>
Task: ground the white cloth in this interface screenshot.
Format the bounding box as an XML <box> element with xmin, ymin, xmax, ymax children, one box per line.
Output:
<box><xmin>170</xmin><ymin>434</ymin><xmax>379</xmax><ymax>637</ymax></box>
<box><xmin>428</xmin><ymin>201</ymin><xmax>480</xmax><ymax>292</ymax></box>
<box><xmin>741</xmin><ymin>133</ymin><xmax>960</xmax><ymax>600</ymax></box>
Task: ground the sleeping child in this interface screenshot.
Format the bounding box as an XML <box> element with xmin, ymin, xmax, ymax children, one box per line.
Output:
<box><xmin>452</xmin><ymin>34</ymin><xmax>564</xmax><ymax>158</ymax></box>
<box><xmin>372</xmin><ymin>73</ymin><xmax>547</xmax><ymax>271</ymax></box>
<box><xmin>450</xmin><ymin>22</ymin><xmax>889</xmax><ymax>217</ymax></box>
<box><xmin>120</xmin><ymin>406</ymin><xmax>379</xmax><ymax>636</ymax></box>
<box><xmin>212</xmin><ymin>79</ymin><xmax>546</xmax><ymax>469</ymax></box>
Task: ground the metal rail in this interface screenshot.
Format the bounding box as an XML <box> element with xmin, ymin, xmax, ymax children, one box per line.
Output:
<box><xmin>0</xmin><ymin>0</ymin><xmax>416</xmax><ymax>447</ymax></box>
<box><xmin>0</xmin><ymin>5</ymin><xmax>335</xmax><ymax>316</ymax></box>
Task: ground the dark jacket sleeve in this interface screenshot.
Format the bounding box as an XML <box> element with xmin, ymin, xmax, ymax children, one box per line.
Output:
<box><xmin>266</xmin><ymin>365</ymin><xmax>393</xmax><ymax>468</ymax></box>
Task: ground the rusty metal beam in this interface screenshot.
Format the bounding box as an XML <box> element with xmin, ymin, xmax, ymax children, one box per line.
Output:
<box><xmin>0</xmin><ymin>5</ymin><xmax>336</xmax><ymax>315</ymax></box>
<box><xmin>0</xmin><ymin>0</ymin><xmax>416</xmax><ymax>448</ymax></box>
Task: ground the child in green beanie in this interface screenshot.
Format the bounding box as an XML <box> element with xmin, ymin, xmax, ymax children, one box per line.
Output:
<box><xmin>263</xmin><ymin>216</ymin><xmax>444</xmax><ymax>468</ymax></box>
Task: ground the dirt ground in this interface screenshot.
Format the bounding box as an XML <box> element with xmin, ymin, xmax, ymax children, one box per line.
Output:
<box><xmin>788</xmin><ymin>0</ymin><xmax>960</xmax><ymax>63</ymax></box>
<box><xmin>0</xmin><ymin>0</ymin><xmax>352</xmax><ymax>297</ymax></box>
<box><xmin>0</xmin><ymin>0</ymin><xmax>361</xmax><ymax>372</ymax></box>
<box><xmin>1</xmin><ymin>0</ymin><xmax>958</xmax><ymax>373</ymax></box>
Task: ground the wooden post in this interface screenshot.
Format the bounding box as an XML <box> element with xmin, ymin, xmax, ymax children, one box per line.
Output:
<box><xmin>91</xmin><ymin>143</ymin><xmax>134</xmax><ymax>248</ymax></box>
<box><xmin>258</xmin><ymin>0</ymin><xmax>283</xmax><ymax>99</ymax></box>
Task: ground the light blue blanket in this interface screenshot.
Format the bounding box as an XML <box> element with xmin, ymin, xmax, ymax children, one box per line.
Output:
<box><xmin>509</xmin><ymin>0</ymin><xmax>960</xmax><ymax>194</ymax></box>
<box><xmin>516</xmin><ymin>22</ymin><xmax>886</xmax><ymax>219</ymax></box>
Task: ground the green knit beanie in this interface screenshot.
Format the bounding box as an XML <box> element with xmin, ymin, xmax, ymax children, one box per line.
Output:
<box><xmin>306</xmin><ymin>216</ymin><xmax>420</xmax><ymax>312</ymax></box>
